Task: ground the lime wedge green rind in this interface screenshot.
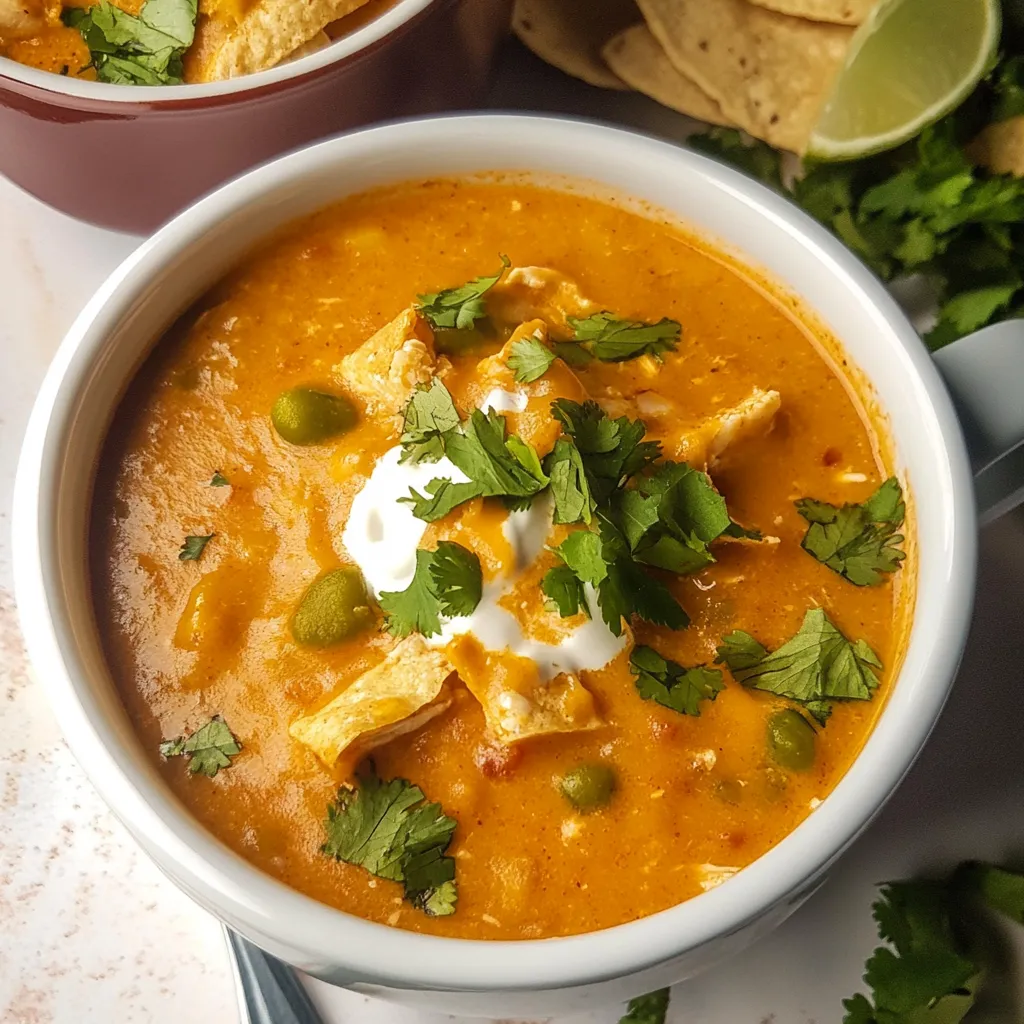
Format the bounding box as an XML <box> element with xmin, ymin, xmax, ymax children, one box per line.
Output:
<box><xmin>808</xmin><ymin>0</ymin><xmax>1001</xmax><ymax>162</ymax></box>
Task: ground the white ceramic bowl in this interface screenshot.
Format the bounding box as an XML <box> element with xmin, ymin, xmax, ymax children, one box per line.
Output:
<box><xmin>14</xmin><ymin>114</ymin><xmax>1020</xmax><ymax>1017</ymax></box>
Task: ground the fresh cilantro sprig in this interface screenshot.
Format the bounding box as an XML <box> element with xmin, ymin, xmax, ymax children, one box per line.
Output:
<box><xmin>507</xmin><ymin>336</ymin><xmax>557</xmax><ymax>383</ymax></box>
<box><xmin>399</xmin><ymin>378</ymin><xmax>461</xmax><ymax>465</ymax></box>
<box><xmin>398</xmin><ymin>380</ymin><xmax>549</xmax><ymax>522</ymax></box>
<box><xmin>415</xmin><ymin>256</ymin><xmax>510</xmax><ymax>331</ymax></box>
<box><xmin>796</xmin><ymin>477</ymin><xmax>906</xmax><ymax>586</ymax></box>
<box><xmin>546</xmin><ymin>518</ymin><xmax>689</xmax><ymax>637</ymax></box>
<box><xmin>64</xmin><ymin>0</ymin><xmax>197</xmax><ymax>85</ymax></box>
<box><xmin>689</xmin><ymin>55</ymin><xmax>1024</xmax><ymax>350</ymax></box>
<box><xmin>209</xmin><ymin>471</ymin><xmax>229</xmax><ymax>487</ymax></box>
<box><xmin>565</xmin><ymin>313</ymin><xmax>681</xmax><ymax>362</ymax></box>
<box><xmin>378</xmin><ymin>542</ymin><xmax>482</xmax><ymax>638</ymax></box>
<box><xmin>160</xmin><ymin>715</ymin><xmax>241</xmax><ymax>777</ymax></box>
<box><xmin>716</xmin><ymin>607</ymin><xmax>881</xmax><ymax>724</ymax></box>
<box><xmin>322</xmin><ymin>770</ymin><xmax>458</xmax><ymax>917</ymax></box>
<box><xmin>630</xmin><ymin>646</ymin><xmax>724</xmax><ymax>716</ymax></box>
<box><xmin>618</xmin><ymin>989</ymin><xmax>671</xmax><ymax>1024</ymax></box>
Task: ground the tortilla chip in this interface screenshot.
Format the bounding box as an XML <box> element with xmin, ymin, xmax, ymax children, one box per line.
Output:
<box><xmin>603</xmin><ymin>24</ymin><xmax>732</xmax><ymax>127</ymax></box>
<box><xmin>283</xmin><ymin>28</ymin><xmax>331</xmax><ymax>62</ymax></box>
<box><xmin>335</xmin><ymin>306</ymin><xmax>437</xmax><ymax>416</ymax></box>
<box><xmin>512</xmin><ymin>0</ymin><xmax>639</xmax><ymax>90</ymax></box>
<box><xmin>195</xmin><ymin>0</ymin><xmax>370</xmax><ymax>81</ymax></box>
<box><xmin>446</xmin><ymin>634</ymin><xmax>603</xmax><ymax>744</ymax></box>
<box><xmin>636</xmin><ymin>0</ymin><xmax>853</xmax><ymax>152</ymax></box>
<box><xmin>289</xmin><ymin>635</ymin><xmax>455</xmax><ymax>772</ymax></box>
<box><xmin>745</xmin><ymin>0</ymin><xmax>874</xmax><ymax>25</ymax></box>
<box><xmin>968</xmin><ymin>117</ymin><xmax>1024</xmax><ymax>178</ymax></box>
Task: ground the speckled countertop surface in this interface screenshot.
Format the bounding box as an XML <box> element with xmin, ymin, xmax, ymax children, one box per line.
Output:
<box><xmin>3</xmin><ymin>41</ymin><xmax>1024</xmax><ymax>1024</ymax></box>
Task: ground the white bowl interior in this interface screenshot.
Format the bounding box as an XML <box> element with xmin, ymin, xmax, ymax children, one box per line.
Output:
<box><xmin>13</xmin><ymin>115</ymin><xmax>977</xmax><ymax>1003</ymax></box>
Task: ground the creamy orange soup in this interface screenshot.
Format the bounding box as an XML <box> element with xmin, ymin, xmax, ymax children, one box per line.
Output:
<box><xmin>91</xmin><ymin>179</ymin><xmax>912</xmax><ymax>939</ymax></box>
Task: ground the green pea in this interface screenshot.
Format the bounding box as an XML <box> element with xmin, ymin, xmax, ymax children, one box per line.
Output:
<box><xmin>560</xmin><ymin>763</ymin><xmax>617</xmax><ymax>812</ymax></box>
<box><xmin>766</xmin><ymin>709</ymin><xmax>817</xmax><ymax>772</ymax></box>
<box><xmin>290</xmin><ymin>567</ymin><xmax>373</xmax><ymax>647</ymax></box>
<box><xmin>271</xmin><ymin>387</ymin><xmax>357</xmax><ymax>445</ymax></box>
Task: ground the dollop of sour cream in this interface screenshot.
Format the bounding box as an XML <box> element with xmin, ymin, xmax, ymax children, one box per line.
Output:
<box><xmin>342</xmin><ymin>406</ymin><xmax>627</xmax><ymax>679</ymax></box>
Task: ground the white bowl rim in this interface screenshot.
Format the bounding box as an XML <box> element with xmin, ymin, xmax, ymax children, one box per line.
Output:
<box><xmin>0</xmin><ymin>0</ymin><xmax>432</xmax><ymax>104</ymax></box>
<box><xmin>12</xmin><ymin>113</ymin><xmax>978</xmax><ymax>993</ymax></box>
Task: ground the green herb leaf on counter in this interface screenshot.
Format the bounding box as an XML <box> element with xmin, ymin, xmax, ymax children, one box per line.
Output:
<box><xmin>159</xmin><ymin>715</ymin><xmax>241</xmax><ymax>777</ymax></box>
<box><xmin>507</xmin><ymin>335</ymin><xmax>557</xmax><ymax>383</ymax></box>
<box><xmin>378</xmin><ymin>542</ymin><xmax>482</xmax><ymax>638</ymax></box>
<box><xmin>322</xmin><ymin>771</ymin><xmax>458</xmax><ymax>917</ymax></box>
<box><xmin>796</xmin><ymin>477</ymin><xmax>906</xmax><ymax>586</ymax></box>
<box><xmin>178</xmin><ymin>533</ymin><xmax>214</xmax><ymax>561</ymax></box>
<box><xmin>399</xmin><ymin>378</ymin><xmax>461</xmax><ymax>465</ymax></box>
<box><xmin>63</xmin><ymin>0</ymin><xmax>197</xmax><ymax>85</ymax></box>
<box><xmin>416</xmin><ymin>255</ymin><xmax>510</xmax><ymax>331</ymax></box>
<box><xmin>209</xmin><ymin>471</ymin><xmax>229</xmax><ymax>487</ymax></box>
<box><xmin>956</xmin><ymin>860</ymin><xmax>1024</xmax><ymax>923</ymax></box>
<box><xmin>568</xmin><ymin>312</ymin><xmax>681</xmax><ymax>362</ymax></box>
<box><xmin>716</xmin><ymin>607</ymin><xmax>881</xmax><ymax>718</ymax></box>
<box><xmin>630</xmin><ymin>646</ymin><xmax>724</xmax><ymax>717</ymax></box>
<box><xmin>619</xmin><ymin>988</ymin><xmax>671</xmax><ymax>1024</ymax></box>
<box><xmin>842</xmin><ymin>880</ymin><xmax>979</xmax><ymax>1024</ymax></box>
<box><xmin>688</xmin><ymin>98</ymin><xmax>1024</xmax><ymax>348</ymax></box>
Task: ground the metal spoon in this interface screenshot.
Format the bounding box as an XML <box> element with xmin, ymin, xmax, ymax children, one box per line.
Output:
<box><xmin>224</xmin><ymin>926</ymin><xmax>327</xmax><ymax>1024</ymax></box>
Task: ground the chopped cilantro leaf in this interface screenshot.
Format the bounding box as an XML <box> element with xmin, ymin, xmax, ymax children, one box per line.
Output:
<box><xmin>160</xmin><ymin>715</ymin><xmax>240</xmax><ymax>777</ymax></box>
<box><xmin>378</xmin><ymin>543</ymin><xmax>482</xmax><ymax>638</ymax></box>
<box><xmin>506</xmin><ymin>336</ymin><xmax>556</xmax><ymax>383</ymax></box>
<box><xmin>179</xmin><ymin>533</ymin><xmax>214</xmax><ymax>561</ymax></box>
<box><xmin>545</xmin><ymin>438</ymin><xmax>595</xmax><ymax>525</ymax></box>
<box><xmin>541</xmin><ymin>564</ymin><xmax>589</xmax><ymax>618</ymax></box>
<box><xmin>630</xmin><ymin>646</ymin><xmax>724</xmax><ymax>716</ymax></box>
<box><xmin>551</xmin><ymin>399</ymin><xmax>660</xmax><ymax>507</ymax></box>
<box><xmin>209</xmin><ymin>471</ymin><xmax>229</xmax><ymax>487</ymax></box>
<box><xmin>796</xmin><ymin>477</ymin><xmax>906</xmax><ymax>586</ymax></box>
<box><xmin>416</xmin><ymin>256</ymin><xmax>510</xmax><ymax>331</ymax></box>
<box><xmin>428</xmin><ymin>541</ymin><xmax>482</xmax><ymax>617</ymax></box>
<box><xmin>619</xmin><ymin>989</ymin><xmax>671</xmax><ymax>1024</ymax></box>
<box><xmin>399</xmin><ymin>378</ymin><xmax>461</xmax><ymax>465</ymax></box>
<box><xmin>716</xmin><ymin>607</ymin><xmax>881</xmax><ymax>716</ymax></box>
<box><xmin>568</xmin><ymin>312</ymin><xmax>681</xmax><ymax>362</ymax></box>
<box><xmin>401</xmin><ymin>403</ymin><xmax>548</xmax><ymax>523</ymax></box>
<box><xmin>551</xmin><ymin>529</ymin><xmax>607</xmax><ymax>586</ymax></box>
<box><xmin>64</xmin><ymin>0</ymin><xmax>197</xmax><ymax>85</ymax></box>
<box><xmin>322</xmin><ymin>770</ymin><xmax>458</xmax><ymax>917</ymax></box>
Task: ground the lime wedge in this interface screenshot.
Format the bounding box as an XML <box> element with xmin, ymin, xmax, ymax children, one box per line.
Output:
<box><xmin>807</xmin><ymin>0</ymin><xmax>1001</xmax><ymax>161</ymax></box>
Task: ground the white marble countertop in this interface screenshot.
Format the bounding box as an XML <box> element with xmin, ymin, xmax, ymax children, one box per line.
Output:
<box><xmin>3</xmin><ymin>42</ymin><xmax>1024</xmax><ymax>1024</ymax></box>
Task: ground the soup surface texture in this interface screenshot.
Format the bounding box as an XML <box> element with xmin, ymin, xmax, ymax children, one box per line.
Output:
<box><xmin>92</xmin><ymin>178</ymin><xmax>911</xmax><ymax>940</ymax></box>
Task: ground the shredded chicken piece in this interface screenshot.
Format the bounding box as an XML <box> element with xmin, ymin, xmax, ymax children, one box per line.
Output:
<box><xmin>289</xmin><ymin>635</ymin><xmax>454</xmax><ymax>773</ymax></box>
<box><xmin>334</xmin><ymin>307</ymin><xmax>436</xmax><ymax>416</ymax></box>
<box><xmin>489</xmin><ymin>266</ymin><xmax>598</xmax><ymax>334</ymax></box>
<box><xmin>0</xmin><ymin>0</ymin><xmax>58</xmax><ymax>39</ymax></box>
<box><xmin>673</xmin><ymin>388</ymin><xmax>782</xmax><ymax>469</ymax></box>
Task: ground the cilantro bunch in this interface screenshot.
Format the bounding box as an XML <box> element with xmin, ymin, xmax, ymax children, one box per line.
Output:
<box><xmin>690</xmin><ymin>47</ymin><xmax>1024</xmax><ymax>349</ymax></box>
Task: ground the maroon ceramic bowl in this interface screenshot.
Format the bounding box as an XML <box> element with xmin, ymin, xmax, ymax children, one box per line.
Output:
<box><xmin>0</xmin><ymin>0</ymin><xmax>511</xmax><ymax>231</ymax></box>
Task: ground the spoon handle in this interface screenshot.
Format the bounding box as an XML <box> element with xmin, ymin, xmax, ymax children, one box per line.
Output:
<box><xmin>224</xmin><ymin>926</ymin><xmax>326</xmax><ymax>1024</ymax></box>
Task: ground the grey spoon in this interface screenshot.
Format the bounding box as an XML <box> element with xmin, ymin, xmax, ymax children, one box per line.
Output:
<box><xmin>224</xmin><ymin>926</ymin><xmax>327</xmax><ymax>1024</ymax></box>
